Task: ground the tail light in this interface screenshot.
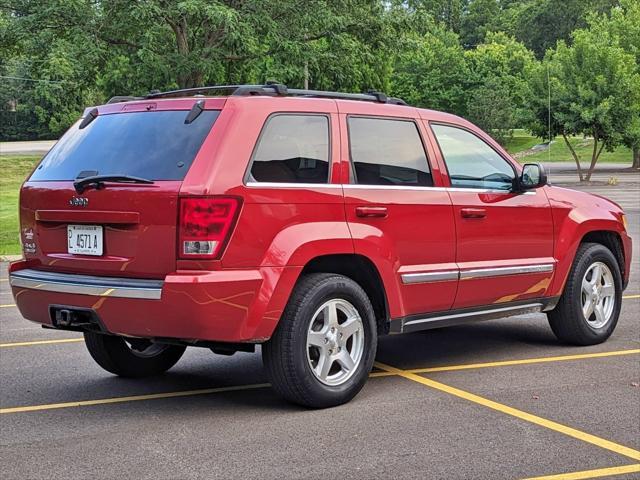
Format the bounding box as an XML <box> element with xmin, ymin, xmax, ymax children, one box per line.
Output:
<box><xmin>178</xmin><ymin>197</ymin><xmax>241</xmax><ymax>259</ymax></box>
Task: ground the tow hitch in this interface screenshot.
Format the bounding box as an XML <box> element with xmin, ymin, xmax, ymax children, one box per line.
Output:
<box><xmin>49</xmin><ymin>306</ymin><xmax>105</xmax><ymax>333</ymax></box>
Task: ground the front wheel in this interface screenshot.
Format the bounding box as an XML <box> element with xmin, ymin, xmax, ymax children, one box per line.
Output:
<box><xmin>262</xmin><ymin>273</ymin><xmax>377</xmax><ymax>408</ymax></box>
<box><xmin>84</xmin><ymin>332</ymin><xmax>186</xmax><ymax>377</ymax></box>
<box><xmin>548</xmin><ymin>242</ymin><xmax>622</xmax><ymax>345</ymax></box>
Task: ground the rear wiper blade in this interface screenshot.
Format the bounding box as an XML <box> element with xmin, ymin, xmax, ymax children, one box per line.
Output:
<box><xmin>74</xmin><ymin>174</ymin><xmax>154</xmax><ymax>194</ymax></box>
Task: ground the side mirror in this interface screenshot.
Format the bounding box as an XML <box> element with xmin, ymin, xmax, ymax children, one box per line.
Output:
<box><xmin>518</xmin><ymin>163</ymin><xmax>548</xmax><ymax>190</ymax></box>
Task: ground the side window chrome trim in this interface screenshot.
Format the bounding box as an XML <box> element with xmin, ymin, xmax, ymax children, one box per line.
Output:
<box><xmin>245</xmin><ymin>182</ymin><xmax>342</xmax><ymax>189</ymax></box>
<box><xmin>243</xmin><ymin>182</ymin><xmax>536</xmax><ymax>194</ymax></box>
<box><xmin>342</xmin><ymin>184</ymin><xmax>535</xmax><ymax>194</ymax></box>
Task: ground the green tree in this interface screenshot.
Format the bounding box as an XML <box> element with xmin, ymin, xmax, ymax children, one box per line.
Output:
<box><xmin>506</xmin><ymin>0</ymin><xmax>619</xmax><ymax>58</ymax></box>
<box><xmin>390</xmin><ymin>25</ymin><xmax>469</xmax><ymax>115</ymax></box>
<box><xmin>466</xmin><ymin>79</ymin><xmax>515</xmax><ymax>144</ymax></box>
<box><xmin>1</xmin><ymin>0</ymin><xmax>403</xmax><ymax>138</ymax></box>
<box><xmin>586</xmin><ymin>0</ymin><xmax>640</xmax><ymax>169</ymax></box>
<box><xmin>402</xmin><ymin>0</ymin><xmax>466</xmax><ymax>33</ymax></box>
<box><xmin>460</xmin><ymin>0</ymin><xmax>501</xmax><ymax>47</ymax></box>
<box><xmin>464</xmin><ymin>32</ymin><xmax>535</xmax><ymax>143</ymax></box>
<box><xmin>527</xmin><ymin>28</ymin><xmax>640</xmax><ymax>181</ymax></box>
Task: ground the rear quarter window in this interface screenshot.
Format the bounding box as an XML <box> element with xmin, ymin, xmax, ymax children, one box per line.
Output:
<box><xmin>248</xmin><ymin>114</ymin><xmax>330</xmax><ymax>184</ymax></box>
<box><xmin>30</xmin><ymin>110</ymin><xmax>219</xmax><ymax>181</ymax></box>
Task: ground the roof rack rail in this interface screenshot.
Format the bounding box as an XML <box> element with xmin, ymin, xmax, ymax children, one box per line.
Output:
<box><xmin>141</xmin><ymin>83</ymin><xmax>407</xmax><ymax>105</ymax></box>
<box><xmin>145</xmin><ymin>85</ymin><xmax>260</xmax><ymax>99</ymax></box>
<box><xmin>107</xmin><ymin>95</ymin><xmax>144</xmax><ymax>104</ymax></box>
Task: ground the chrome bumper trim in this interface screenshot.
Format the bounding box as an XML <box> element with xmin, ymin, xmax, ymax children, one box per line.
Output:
<box><xmin>9</xmin><ymin>269</ymin><xmax>163</xmax><ymax>300</ymax></box>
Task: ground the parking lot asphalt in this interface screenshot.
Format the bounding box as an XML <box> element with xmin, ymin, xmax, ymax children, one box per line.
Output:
<box><xmin>1</xmin><ymin>179</ymin><xmax>639</xmax><ymax>480</ymax></box>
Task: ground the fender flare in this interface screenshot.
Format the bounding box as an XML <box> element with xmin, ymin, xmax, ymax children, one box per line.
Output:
<box><xmin>250</xmin><ymin>221</ymin><xmax>403</xmax><ymax>338</ymax></box>
<box><xmin>550</xmin><ymin>217</ymin><xmax>627</xmax><ymax>297</ymax></box>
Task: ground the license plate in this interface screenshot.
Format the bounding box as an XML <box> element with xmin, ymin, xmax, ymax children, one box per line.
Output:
<box><xmin>67</xmin><ymin>225</ymin><xmax>103</xmax><ymax>256</ymax></box>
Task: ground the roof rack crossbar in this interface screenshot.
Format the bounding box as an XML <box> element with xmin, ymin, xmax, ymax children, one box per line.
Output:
<box><xmin>144</xmin><ymin>85</ymin><xmax>265</xmax><ymax>99</ymax></box>
<box><xmin>131</xmin><ymin>83</ymin><xmax>406</xmax><ymax>105</ymax></box>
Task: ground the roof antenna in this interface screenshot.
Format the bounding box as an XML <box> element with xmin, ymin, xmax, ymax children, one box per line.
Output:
<box><xmin>547</xmin><ymin>65</ymin><xmax>551</xmax><ymax>164</ymax></box>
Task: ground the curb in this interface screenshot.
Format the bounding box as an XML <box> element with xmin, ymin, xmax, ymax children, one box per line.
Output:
<box><xmin>0</xmin><ymin>255</ymin><xmax>22</xmax><ymax>262</ymax></box>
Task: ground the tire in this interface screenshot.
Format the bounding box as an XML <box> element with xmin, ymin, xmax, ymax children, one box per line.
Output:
<box><xmin>262</xmin><ymin>273</ymin><xmax>378</xmax><ymax>408</ymax></box>
<box><xmin>548</xmin><ymin>242</ymin><xmax>622</xmax><ymax>346</ymax></box>
<box><xmin>84</xmin><ymin>332</ymin><xmax>186</xmax><ymax>378</ymax></box>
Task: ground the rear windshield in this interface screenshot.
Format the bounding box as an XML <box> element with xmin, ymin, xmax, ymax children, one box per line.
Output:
<box><xmin>30</xmin><ymin>110</ymin><xmax>219</xmax><ymax>181</ymax></box>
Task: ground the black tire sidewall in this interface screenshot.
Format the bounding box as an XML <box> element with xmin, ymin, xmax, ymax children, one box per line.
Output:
<box><xmin>565</xmin><ymin>244</ymin><xmax>623</xmax><ymax>342</ymax></box>
<box><xmin>285</xmin><ymin>275</ymin><xmax>377</xmax><ymax>407</ymax></box>
<box><xmin>84</xmin><ymin>332</ymin><xmax>186</xmax><ymax>377</ymax></box>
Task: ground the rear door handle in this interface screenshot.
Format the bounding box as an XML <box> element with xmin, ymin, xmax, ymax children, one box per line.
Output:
<box><xmin>460</xmin><ymin>208</ymin><xmax>486</xmax><ymax>219</ymax></box>
<box><xmin>356</xmin><ymin>206</ymin><xmax>388</xmax><ymax>218</ymax></box>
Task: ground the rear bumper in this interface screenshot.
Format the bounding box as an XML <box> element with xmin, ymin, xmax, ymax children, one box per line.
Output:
<box><xmin>9</xmin><ymin>262</ymin><xmax>301</xmax><ymax>343</ymax></box>
<box><xmin>10</xmin><ymin>269</ymin><xmax>163</xmax><ymax>299</ymax></box>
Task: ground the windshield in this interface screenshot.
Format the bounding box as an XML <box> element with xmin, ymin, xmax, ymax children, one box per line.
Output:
<box><xmin>30</xmin><ymin>110</ymin><xmax>219</xmax><ymax>181</ymax></box>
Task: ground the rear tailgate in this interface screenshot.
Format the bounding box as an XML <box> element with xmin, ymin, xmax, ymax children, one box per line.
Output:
<box><xmin>20</xmin><ymin>100</ymin><xmax>223</xmax><ymax>278</ymax></box>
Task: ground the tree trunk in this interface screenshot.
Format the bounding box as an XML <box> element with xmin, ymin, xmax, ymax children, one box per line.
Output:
<box><xmin>562</xmin><ymin>132</ymin><xmax>584</xmax><ymax>182</ymax></box>
<box><xmin>584</xmin><ymin>132</ymin><xmax>605</xmax><ymax>182</ymax></box>
<box><xmin>632</xmin><ymin>146</ymin><xmax>640</xmax><ymax>170</ymax></box>
<box><xmin>303</xmin><ymin>61</ymin><xmax>309</xmax><ymax>90</ymax></box>
<box><xmin>167</xmin><ymin>18</ymin><xmax>197</xmax><ymax>89</ymax></box>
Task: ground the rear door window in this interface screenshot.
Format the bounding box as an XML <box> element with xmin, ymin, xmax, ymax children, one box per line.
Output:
<box><xmin>248</xmin><ymin>114</ymin><xmax>330</xmax><ymax>183</ymax></box>
<box><xmin>348</xmin><ymin>117</ymin><xmax>432</xmax><ymax>186</ymax></box>
<box><xmin>30</xmin><ymin>110</ymin><xmax>219</xmax><ymax>181</ymax></box>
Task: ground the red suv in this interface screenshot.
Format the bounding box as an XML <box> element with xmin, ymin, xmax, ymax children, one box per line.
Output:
<box><xmin>10</xmin><ymin>84</ymin><xmax>632</xmax><ymax>408</ymax></box>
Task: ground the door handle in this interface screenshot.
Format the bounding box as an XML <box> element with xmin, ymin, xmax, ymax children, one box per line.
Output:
<box><xmin>356</xmin><ymin>206</ymin><xmax>388</xmax><ymax>218</ymax></box>
<box><xmin>460</xmin><ymin>208</ymin><xmax>486</xmax><ymax>219</ymax></box>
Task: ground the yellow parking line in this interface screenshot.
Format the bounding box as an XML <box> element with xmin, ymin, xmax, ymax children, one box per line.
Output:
<box><xmin>0</xmin><ymin>338</ymin><xmax>83</xmax><ymax>348</ymax></box>
<box><xmin>374</xmin><ymin>361</ymin><xmax>640</xmax><ymax>461</ymax></box>
<box><xmin>521</xmin><ymin>463</ymin><xmax>640</xmax><ymax>480</ymax></box>
<box><xmin>408</xmin><ymin>349</ymin><xmax>640</xmax><ymax>374</ymax></box>
<box><xmin>0</xmin><ymin>304</ymin><xmax>16</xmax><ymax>308</ymax></box>
<box><xmin>2</xmin><ymin>349</ymin><xmax>639</xmax><ymax>414</ymax></box>
<box><xmin>623</xmin><ymin>294</ymin><xmax>640</xmax><ymax>299</ymax></box>
<box><xmin>0</xmin><ymin>383</ymin><xmax>270</xmax><ymax>414</ymax></box>
<box><xmin>1</xmin><ymin>373</ymin><xmax>387</xmax><ymax>413</ymax></box>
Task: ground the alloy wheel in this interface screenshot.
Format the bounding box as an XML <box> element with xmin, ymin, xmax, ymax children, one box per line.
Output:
<box><xmin>581</xmin><ymin>261</ymin><xmax>616</xmax><ymax>329</ymax></box>
<box><xmin>306</xmin><ymin>299</ymin><xmax>365</xmax><ymax>386</ymax></box>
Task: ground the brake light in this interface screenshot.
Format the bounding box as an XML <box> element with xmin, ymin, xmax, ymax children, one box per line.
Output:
<box><xmin>178</xmin><ymin>197</ymin><xmax>241</xmax><ymax>259</ymax></box>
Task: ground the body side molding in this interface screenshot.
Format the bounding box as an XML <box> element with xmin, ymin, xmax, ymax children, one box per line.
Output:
<box><xmin>389</xmin><ymin>297</ymin><xmax>560</xmax><ymax>334</ymax></box>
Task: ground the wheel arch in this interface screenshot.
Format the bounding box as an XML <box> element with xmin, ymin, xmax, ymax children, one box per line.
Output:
<box><xmin>301</xmin><ymin>254</ymin><xmax>391</xmax><ymax>336</ymax></box>
<box><xmin>551</xmin><ymin>221</ymin><xmax>628</xmax><ymax>297</ymax></box>
<box><xmin>580</xmin><ymin>230</ymin><xmax>625</xmax><ymax>279</ymax></box>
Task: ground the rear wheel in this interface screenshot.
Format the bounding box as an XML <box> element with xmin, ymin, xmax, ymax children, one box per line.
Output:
<box><xmin>548</xmin><ymin>243</ymin><xmax>622</xmax><ymax>345</ymax></box>
<box><xmin>84</xmin><ymin>332</ymin><xmax>186</xmax><ymax>377</ymax></box>
<box><xmin>263</xmin><ymin>273</ymin><xmax>377</xmax><ymax>408</ymax></box>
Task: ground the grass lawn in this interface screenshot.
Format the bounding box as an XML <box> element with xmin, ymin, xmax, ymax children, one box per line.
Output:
<box><xmin>504</xmin><ymin>129</ymin><xmax>540</xmax><ymax>154</ymax></box>
<box><xmin>504</xmin><ymin>130</ymin><xmax>633</xmax><ymax>164</ymax></box>
<box><xmin>0</xmin><ymin>155</ymin><xmax>41</xmax><ymax>255</ymax></box>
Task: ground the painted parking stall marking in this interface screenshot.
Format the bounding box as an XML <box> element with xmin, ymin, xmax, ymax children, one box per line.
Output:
<box><xmin>374</xmin><ymin>361</ymin><xmax>640</xmax><ymax>462</ymax></box>
<box><xmin>520</xmin><ymin>463</ymin><xmax>640</xmax><ymax>480</ymax></box>
<box><xmin>2</xmin><ymin>349</ymin><xmax>637</xmax><ymax>414</ymax></box>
